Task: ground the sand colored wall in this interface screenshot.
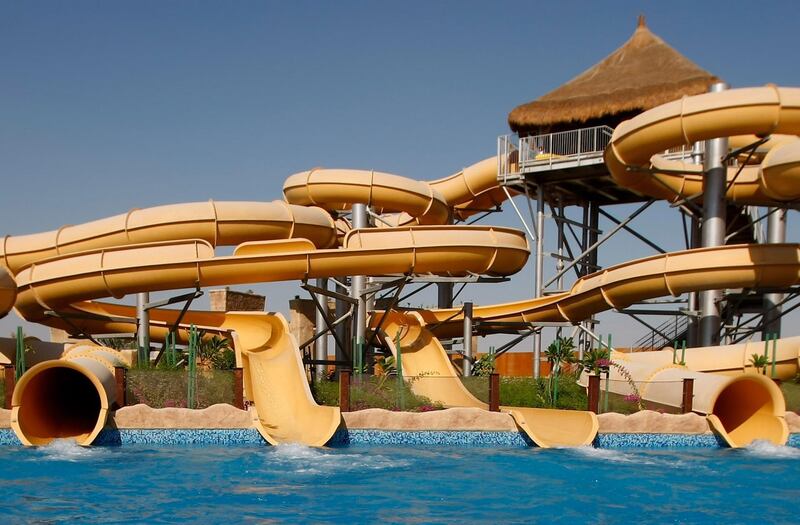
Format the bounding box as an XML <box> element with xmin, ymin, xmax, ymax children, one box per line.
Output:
<box><xmin>209</xmin><ymin>288</ymin><xmax>266</xmax><ymax>312</ymax></box>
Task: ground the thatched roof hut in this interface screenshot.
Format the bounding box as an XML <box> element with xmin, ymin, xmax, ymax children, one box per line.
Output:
<box><xmin>508</xmin><ymin>16</ymin><xmax>720</xmax><ymax>135</ymax></box>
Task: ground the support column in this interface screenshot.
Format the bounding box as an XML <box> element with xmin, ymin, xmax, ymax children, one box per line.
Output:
<box><xmin>136</xmin><ymin>292</ymin><xmax>150</xmax><ymax>366</ymax></box>
<box><xmin>351</xmin><ymin>204</ymin><xmax>368</xmax><ymax>371</ymax></box>
<box><xmin>334</xmin><ymin>281</ymin><xmax>350</xmax><ymax>369</ymax></box>
<box><xmin>763</xmin><ymin>208</ymin><xmax>787</xmax><ymax>338</ymax></box>
<box><xmin>699</xmin><ymin>82</ymin><xmax>729</xmax><ymax>347</ymax></box>
<box><xmin>463</xmin><ymin>302</ymin><xmax>473</xmax><ymax>377</ymax></box>
<box><xmin>532</xmin><ymin>185</ymin><xmax>545</xmax><ymax>378</ymax></box>
<box><xmin>686</xmin><ymin>216</ymin><xmax>701</xmax><ymax>347</ymax></box>
<box><xmin>314</xmin><ymin>277</ymin><xmax>329</xmax><ymax>380</ymax></box>
<box><xmin>686</xmin><ymin>141</ymin><xmax>704</xmax><ymax>348</ymax></box>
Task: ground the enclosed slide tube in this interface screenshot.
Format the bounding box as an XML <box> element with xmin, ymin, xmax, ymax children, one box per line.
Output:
<box><xmin>0</xmin><ymin>200</ymin><xmax>338</xmax><ymax>274</ymax></box>
<box><xmin>592</xmin><ymin>353</ymin><xmax>788</xmax><ymax>447</ymax></box>
<box><xmin>604</xmin><ymin>85</ymin><xmax>800</xmax><ymax>204</ymax></box>
<box><xmin>283</xmin><ymin>156</ymin><xmax>509</xmax><ymax>225</ymax></box>
<box><xmin>10</xmin><ymin>345</ymin><xmax>129</xmax><ymax>446</ymax></box>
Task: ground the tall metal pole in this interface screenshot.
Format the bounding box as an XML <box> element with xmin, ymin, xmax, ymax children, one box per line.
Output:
<box><xmin>686</xmin><ymin>142</ymin><xmax>704</xmax><ymax>348</ymax></box>
<box><xmin>686</xmin><ymin>215</ymin><xmax>701</xmax><ymax>347</ymax></box>
<box><xmin>136</xmin><ymin>292</ymin><xmax>150</xmax><ymax>366</ymax></box>
<box><xmin>351</xmin><ymin>204</ymin><xmax>368</xmax><ymax>371</ymax></box>
<box><xmin>763</xmin><ymin>208</ymin><xmax>787</xmax><ymax>338</ymax></box>
<box><xmin>533</xmin><ymin>185</ymin><xmax>545</xmax><ymax>378</ymax></box>
<box><xmin>699</xmin><ymin>82</ymin><xmax>729</xmax><ymax>347</ymax></box>
<box><xmin>334</xmin><ymin>281</ymin><xmax>349</xmax><ymax>370</ymax></box>
<box><xmin>314</xmin><ymin>277</ymin><xmax>329</xmax><ymax>380</ymax></box>
<box><xmin>463</xmin><ymin>302</ymin><xmax>473</xmax><ymax>377</ymax></box>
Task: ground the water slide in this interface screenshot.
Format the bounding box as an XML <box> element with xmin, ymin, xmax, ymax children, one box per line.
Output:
<box><xmin>4</xmin><ymin>86</ymin><xmax>800</xmax><ymax>447</ymax></box>
<box><xmin>378</xmin><ymin>311</ymin><xmax>598</xmax><ymax>447</ymax></box>
<box><xmin>2</xmin><ymin>220</ymin><xmax>528</xmax><ymax>447</ymax></box>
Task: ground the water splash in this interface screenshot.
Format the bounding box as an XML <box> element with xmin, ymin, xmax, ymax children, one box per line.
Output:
<box><xmin>743</xmin><ymin>440</ymin><xmax>800</xmax><ymax>459</ymax></box>
<box><xmin>569</xmin><ymin>446</ymin><xmax>643</xmax><ymax>464</ymax></box>
<box><xmin>267</xmin><ymin>443</ymin><xmax>411</xmax><ymax>475</ymax></box>
<box><xmin>36</xmin><ymin>439</ymin><xmax>106</xmax><ymax>462</ymax></box>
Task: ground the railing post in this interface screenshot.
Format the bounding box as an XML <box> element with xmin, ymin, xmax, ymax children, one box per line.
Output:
<box><xmin>681</xmin><ymin>378</ymin><xmax>694</xmax><ymax>414</ymax></box>
<box><xmin>113</xmin><ymin>366</ymin><xmax>127</xmax><ymax>410</ymax></box>
<box><xmin>489</xmin><ymin>372</ymin><xmax>500</xmax><ymax>412</ymax></box>
<box><xmin>339</xmin><ymin>369</ymin><xmax>351</xmax><ymax>412</ymax></box>
<box><xmin>587</xmin><ymin>374</ymin><xmax>601</xmax><ymax>414</ymax></box>
<box><xmin>233</xmin><ymin>367</ymin><xmax>244</xmax><ymax>410</ymax></box>
<box><xmin>4</xmin><ymin>365</ymin><xmax>15</xmax><ymax>410</ymax></box>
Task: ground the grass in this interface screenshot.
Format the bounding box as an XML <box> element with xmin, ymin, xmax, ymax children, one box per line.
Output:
<box><xmin>126</xmin><ymin>369</ymin><xmax>235</xmax><ymax>409</ymax></box>
<box><xmin>461</xmin><ymin>375</ymin><xmax>590</xmax><ymax>410</ymax></box>
<box><xmin>312</xmin><ymin>376</ymin><xmax>443</xmax><ymax>412</ymax></box>
<box><xmin>781</xmin><ymin>380</ymin><xmax>800</xmax><ymax>413</ymax></box>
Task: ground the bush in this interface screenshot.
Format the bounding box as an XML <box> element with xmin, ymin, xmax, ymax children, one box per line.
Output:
<box><xmin>312</xmin><ymin>376</ymin><xmax>443</xmax><ymax>412</ymax></box>
<box><xmin>126</xmin><ymin>369</ymin><xmax>235</xmax><ymax>408</ymax></box>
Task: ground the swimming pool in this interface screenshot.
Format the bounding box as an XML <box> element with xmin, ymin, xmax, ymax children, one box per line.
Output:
<box><xmin>0</xmin><ymin>441</ymin><xmax>798</xmax><ymax>523</ymax></box>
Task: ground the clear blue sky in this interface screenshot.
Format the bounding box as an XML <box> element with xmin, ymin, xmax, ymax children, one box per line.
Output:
<box><xmin>2</xmin><ymin>1</ymin><xmax>799</xmax><ymax>344</ymax></box>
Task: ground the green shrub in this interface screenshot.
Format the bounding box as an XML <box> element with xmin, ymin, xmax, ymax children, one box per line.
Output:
<box><xmin>313</xmin><ymin>376</ymin><xmax>443</xmax><ymax>412</ymax></box>
<box><xmin>126</xmin><ymin>369</ymin><xmax>235</xmax><ymax>408</ymax></box>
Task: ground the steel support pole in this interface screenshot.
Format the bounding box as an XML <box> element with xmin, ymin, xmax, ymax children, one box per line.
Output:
<box><xmin>463</xmin><ymin>302</ymin><xmax>473</xmax><ymax>377</ymax></box>
<box><xmin>763</xmin><ymin>208</ymin><xmax>787</xmax><ymax>338</ymax></box>
<box><xmin>136</xmin><ymin>292</ymin><xmax>150</xmax><ymax>365</ymax></box>
<box><xmin>314</xmin><ymin>277</ymin><xmax>329</xmax><ymax>380</ymax></box>
<box><xmin>533</xmin><ymin>186</ymin><xmax>545</xmax><ymax>378</ymax></box>
<box><xmin>686</xmin><ymin>215</ymin><xmax>701</xmax><ymax>347</ymax></box>
<box><xmin>351</xmin><ymin>204</ymin><xmax>368</xmax><ymax>371</ymax></box>
<box><xmin>699</xmin><ymin>82</ymin><xmax>729</xmax><ymax>347</ymax></box>
<box><xmin>686</xmin><ymin>142</ymin><xmax>704</xmax><ymax>347</ymax></box>
<box><xmin>334</xmin><ymin>281</ymin><xmax>350</xmax><ymax>368</ymax></box>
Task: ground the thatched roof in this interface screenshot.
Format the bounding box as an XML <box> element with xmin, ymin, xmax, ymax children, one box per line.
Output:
<box><xmin>508</xmin><ymin>16</ymin><xmax>720</xmax><ymax>133</ymax></box>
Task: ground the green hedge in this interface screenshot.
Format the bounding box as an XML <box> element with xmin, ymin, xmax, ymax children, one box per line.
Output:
<box><xmin>126</xmin><ymin>369</ymin><xmax>235</xmax><ymax>409</ymax></box>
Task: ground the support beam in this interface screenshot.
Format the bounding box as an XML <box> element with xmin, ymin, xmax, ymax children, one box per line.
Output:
<box><xmin>533</xmin><ymin>186</ymin><xmax>544</xmax><ymax>378</ymax></box>
<box><xmin>763</xmin><ymin>208</ymin><xmax>787</xmax><ymax>338</ymax></box>
<box><xmin>699</xmin><ymin>82</ymin><xmax>729</xmax><ymax>347</ymax></box>
<box><xmin>314</xmin><ymin>278</ymin><xmax>329</xmax><ymax>380</ymax></box>
<box><xmin>351</xmin><ymin>204</ymin><xmax>368</xmax><ymax>371</ymax></box>
<box><xmin>462</xmin><ymin>302</ymin><xmax>473</xmax><ymax>377</ymax></box>
<box><xmin>136</xmin><ymin>292</ymin><xmax>150</xmax><ymax>365</ymax></box>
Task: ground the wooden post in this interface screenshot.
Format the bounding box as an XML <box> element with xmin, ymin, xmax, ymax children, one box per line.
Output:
<box><xmin>113</xmin><ymin>367</ymin><xmax>127</xmax><ymax>410</ymax></box>
<box><xmin>4</xmin><ymin>365</ymin><xmax>15</xmax><ymax>410</ymax></box>
<box><xmin>339</xmin><ymin>369</ymin><xmax>351</xmax><ymax>412</ymax></box>
<box><xmin>233</xmin><ymin>368</ymin><xmax>244</xmax><ymax>410</ymax></box>
<box><xmin>682</xmin><ymin>378</ymin><xmax>694</xmax><ymax>414</ymax></box>
<box><xmin>489</xmin><ymin>373</ymin><xmax>500</xmax><ymax>412</ymax></box>
<box><xmin>587</xmin><ymin>374</ymin><xmax>601</xmax><ymax>414</ymax></box>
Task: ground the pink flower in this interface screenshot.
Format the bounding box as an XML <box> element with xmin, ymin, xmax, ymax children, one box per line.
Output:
<box><xmin>623</xmin><ymin>394</ymin><xmax>641</xmax><ymax>404</ymax></box>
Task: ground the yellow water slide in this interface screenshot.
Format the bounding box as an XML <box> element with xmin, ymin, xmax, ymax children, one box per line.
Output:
<box><xmin>10</xmin><ymin>345</ymin><xmax>130</xmax><ymax>445</ymax></box>
<box><xmin>588</xmin><ymin>346</ymin><xmax>791</xmax><ymax>447</ymax></box>
<box><xmin>604</xmin><ymin>85</ymin><xmax>800</xmax><ymax>203</ymax></box>
<box><xmin>0</xmin><ymin>188</ymin><xmax>529</xmax><ymax>446</ymax></box>
<box><xmin>378</xmin><ymin>311</ymin><xmax>598</xmax><ymax>447</ymax></box>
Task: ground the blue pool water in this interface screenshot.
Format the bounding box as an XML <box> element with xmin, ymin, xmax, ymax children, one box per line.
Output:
<box><xmin>0</xmin><ymin>441</ymin><xmax>798</xmax><ymax>524</ymax></box>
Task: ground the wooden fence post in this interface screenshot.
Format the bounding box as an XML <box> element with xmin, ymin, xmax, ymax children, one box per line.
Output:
<box><xmin>4</xmin><ymin>365</ymin><xmax>14</xmax><ymax>410</ymax></box>
<box><xmin>233</xmin><ymin>368</ymin><xmax>245</xmax><ymax>410</ymax></box>
<box><xmin>489</xmin><ymin>373</ymin><xmax>500</xmax><ymax>412</ymax></box>
<box><xmin>114</xmin><ymin>367</ymin><xmax>127</xmax><ymax>410</ymax></box>
<box><xmin>587</xmin><ymin>374</ymin><xmax>601</xmax><ymax>414</ymax></box>
<box><xmin>339</xmin><ymin>369</ymin><xmax>351</xmax><ymax>412</ymax></box>
<box><xmin>682</xmin><ymin>378</ymin><xmax>694</xmax><ymax>414</ymax></box>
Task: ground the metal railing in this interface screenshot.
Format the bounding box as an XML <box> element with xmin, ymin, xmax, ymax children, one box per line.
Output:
<box><xmin>497</xmin><ymin>134</ymin><xmax>519</xmax><ymax>184</ymax></box>
<box><xmin>519</xmin><ymin>125</ymin><xmax>614</xmax><ymax>169</ymax></box>
<box><xmin>631</xmin><ymin>315</ymin><xmax>689</xmax><ymax>351</ymax></box>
